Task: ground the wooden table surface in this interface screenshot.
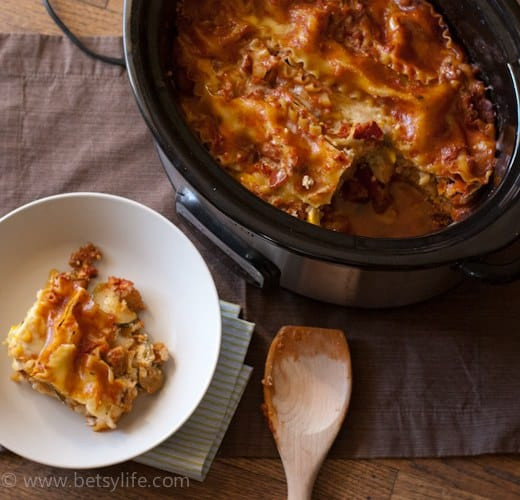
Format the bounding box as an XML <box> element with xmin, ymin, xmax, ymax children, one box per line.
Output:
<box><xmin>1</xmin><ymin>1</ymin><xmax>520</xmax><ymax>499</ymax></box>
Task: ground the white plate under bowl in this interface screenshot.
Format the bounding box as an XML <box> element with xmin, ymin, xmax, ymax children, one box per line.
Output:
<box><xmin>0</xmin><ymin>193</ymin><xmax>221</xmax><ymax>468</ymax></box>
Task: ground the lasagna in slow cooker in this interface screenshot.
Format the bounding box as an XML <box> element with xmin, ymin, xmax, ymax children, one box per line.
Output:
<box><xmin>6</xmin><ymin>244</ymin><xmax>168</xmax><ymax>431</ymax></box>
<box><xmin>173</xmin><ymin>0</ymin><xmax>496</xmax><ymax>237</ymax></box>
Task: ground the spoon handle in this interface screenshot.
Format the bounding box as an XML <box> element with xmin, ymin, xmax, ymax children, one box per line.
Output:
<box><xmin>285</xmin><ymin>465</ymin><xmax>318</xmax><ymax>500</ymax></box>
<box><xmin>287</xmin><ymin>476</ymin><xmax>314</xmax><ymax>500</ymax></box>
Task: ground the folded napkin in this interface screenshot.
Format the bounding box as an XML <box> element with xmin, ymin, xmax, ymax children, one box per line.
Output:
<box><xmin>134</xmin><ymin>300</ymin><xmax>254</xmax><ymax>480</ymax></box>
<box><xmin>0</xmin><ymin>300</ymin><xmax>254</xmax><ymax>482</ymax></box>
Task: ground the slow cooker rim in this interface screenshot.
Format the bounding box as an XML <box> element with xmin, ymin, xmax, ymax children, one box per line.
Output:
<box><xmin>123</xmin><ymin>0</ymin><xmax>520</xmax><ymax>269</ymax></box>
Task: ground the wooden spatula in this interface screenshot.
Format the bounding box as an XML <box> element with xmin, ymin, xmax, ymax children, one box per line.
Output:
<box><xmin>263</xmin><ymin>326</ymin><xmax>352</xmax><ymax>500</ymax></box>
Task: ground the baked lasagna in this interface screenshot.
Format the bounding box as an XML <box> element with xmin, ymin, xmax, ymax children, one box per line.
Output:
<box><xmin>5</xmin><ymin>244</ymin><xmax>168</xmax><ymax>431</ymax></box>
<box><xmin>173</xmin><ymin>0</ymin><xmax>496</xmax><ymax>237</ymax></box>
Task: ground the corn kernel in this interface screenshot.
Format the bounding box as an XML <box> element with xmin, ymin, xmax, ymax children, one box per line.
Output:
<box><xmin>307</xmin><ymin>207</ymin><xmax>321</xmax><ymax>225</ymax></box>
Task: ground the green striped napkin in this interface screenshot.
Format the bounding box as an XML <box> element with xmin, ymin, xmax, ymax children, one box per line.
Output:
<box><xmin>134</xmin><ymin>300</ymin><xmax>254</xmax><ymax>481</ymax></box>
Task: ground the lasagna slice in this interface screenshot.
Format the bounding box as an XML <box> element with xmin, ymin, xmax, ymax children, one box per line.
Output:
<box><xmin>5</xmin><ymin>244</ymin><xmax>168</xmax><ymax>431</ymax></box>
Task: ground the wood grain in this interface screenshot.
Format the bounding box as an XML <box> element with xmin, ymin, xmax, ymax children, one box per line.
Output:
<box><xmin>2</xmin><ymin>449</ymin><xmax>520</xmax><ymax>500</ymax></box>
<box><xmin>0</xmin><ymin>1</ymin><xmax>519</xmax><ymax>499</ymax></box>
<box><xmin>0</xmin><ymin>0</ymin><xmax>123</xmax><ymax>36</ymax></box>
<box><xmin>263</xmin><ymin>327</ymin><xmax>353</xmax><ymax>499</ymax></box>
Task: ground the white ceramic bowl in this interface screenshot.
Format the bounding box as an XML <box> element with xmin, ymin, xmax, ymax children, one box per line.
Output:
<box><xmin>0</xmin><ymin>193</ymin><xmax>221</xmax><ymax>468</ymax></box>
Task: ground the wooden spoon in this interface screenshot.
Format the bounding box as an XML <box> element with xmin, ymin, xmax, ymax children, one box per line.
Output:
<box><xmin>263</xmin><ymin>326</ymin><xmax>352</xmax><ymax>500</ymax></box>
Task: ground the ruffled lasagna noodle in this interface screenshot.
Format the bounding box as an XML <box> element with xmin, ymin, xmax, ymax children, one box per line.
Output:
<box><xmin>173</xmin><ymin>0</ymin><xmax>496</xmax><ymax>237</ymax></box>
<box><xmin>6</xmin><ymin>244</ymin><xmax>169</xmax><ymax>431</ymax></box>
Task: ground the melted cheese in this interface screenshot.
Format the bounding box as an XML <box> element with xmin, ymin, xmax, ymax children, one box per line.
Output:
<box><xmin>6</xmin><ymin>266</ymin><xmax>167</xmax><ymax>431</ymax></box>
<box><xmin>174</xmin><ymin>0</ymin><xmax>496</xmax><ymax>236</ymax></box>
<box><xmin>7</xmin><ymin>273</ymin><xmax>127</xmax><ymax>427</ymax></box>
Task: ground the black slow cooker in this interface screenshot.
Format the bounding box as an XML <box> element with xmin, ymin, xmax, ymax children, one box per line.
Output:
<box><xmin>123</xmin><ymin>0</ymin><xmax>520</xmax><ymax>307</ymax></box>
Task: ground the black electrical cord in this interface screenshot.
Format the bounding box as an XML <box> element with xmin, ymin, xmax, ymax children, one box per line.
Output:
<box><xmin>42</xmin><ymin>0</ymin><xmax>126</xmax><ymax>68</ymax></box>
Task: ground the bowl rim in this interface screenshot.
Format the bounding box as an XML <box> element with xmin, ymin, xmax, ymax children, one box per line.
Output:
<box><xmin>0</xmin><ymin>191</ymin><xmax>222</xmax><ymax>468</ymax></box>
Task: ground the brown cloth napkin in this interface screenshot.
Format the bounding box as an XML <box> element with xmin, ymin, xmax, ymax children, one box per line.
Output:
<box><xmin>1</xmin><ymin>33</ymin><xmax>520</xmax><ymax>459</ymax></box>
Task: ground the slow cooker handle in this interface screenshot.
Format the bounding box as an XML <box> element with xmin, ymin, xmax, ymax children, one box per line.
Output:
<box><xmin>175</xmin><ymin>189</ymin><xmax>281</xmax><ymax>289</ymax></box>
<box><xmin>458</xmin><ymin>255</ymin><xmax>520</xmax><ymax>284</ymax></box>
